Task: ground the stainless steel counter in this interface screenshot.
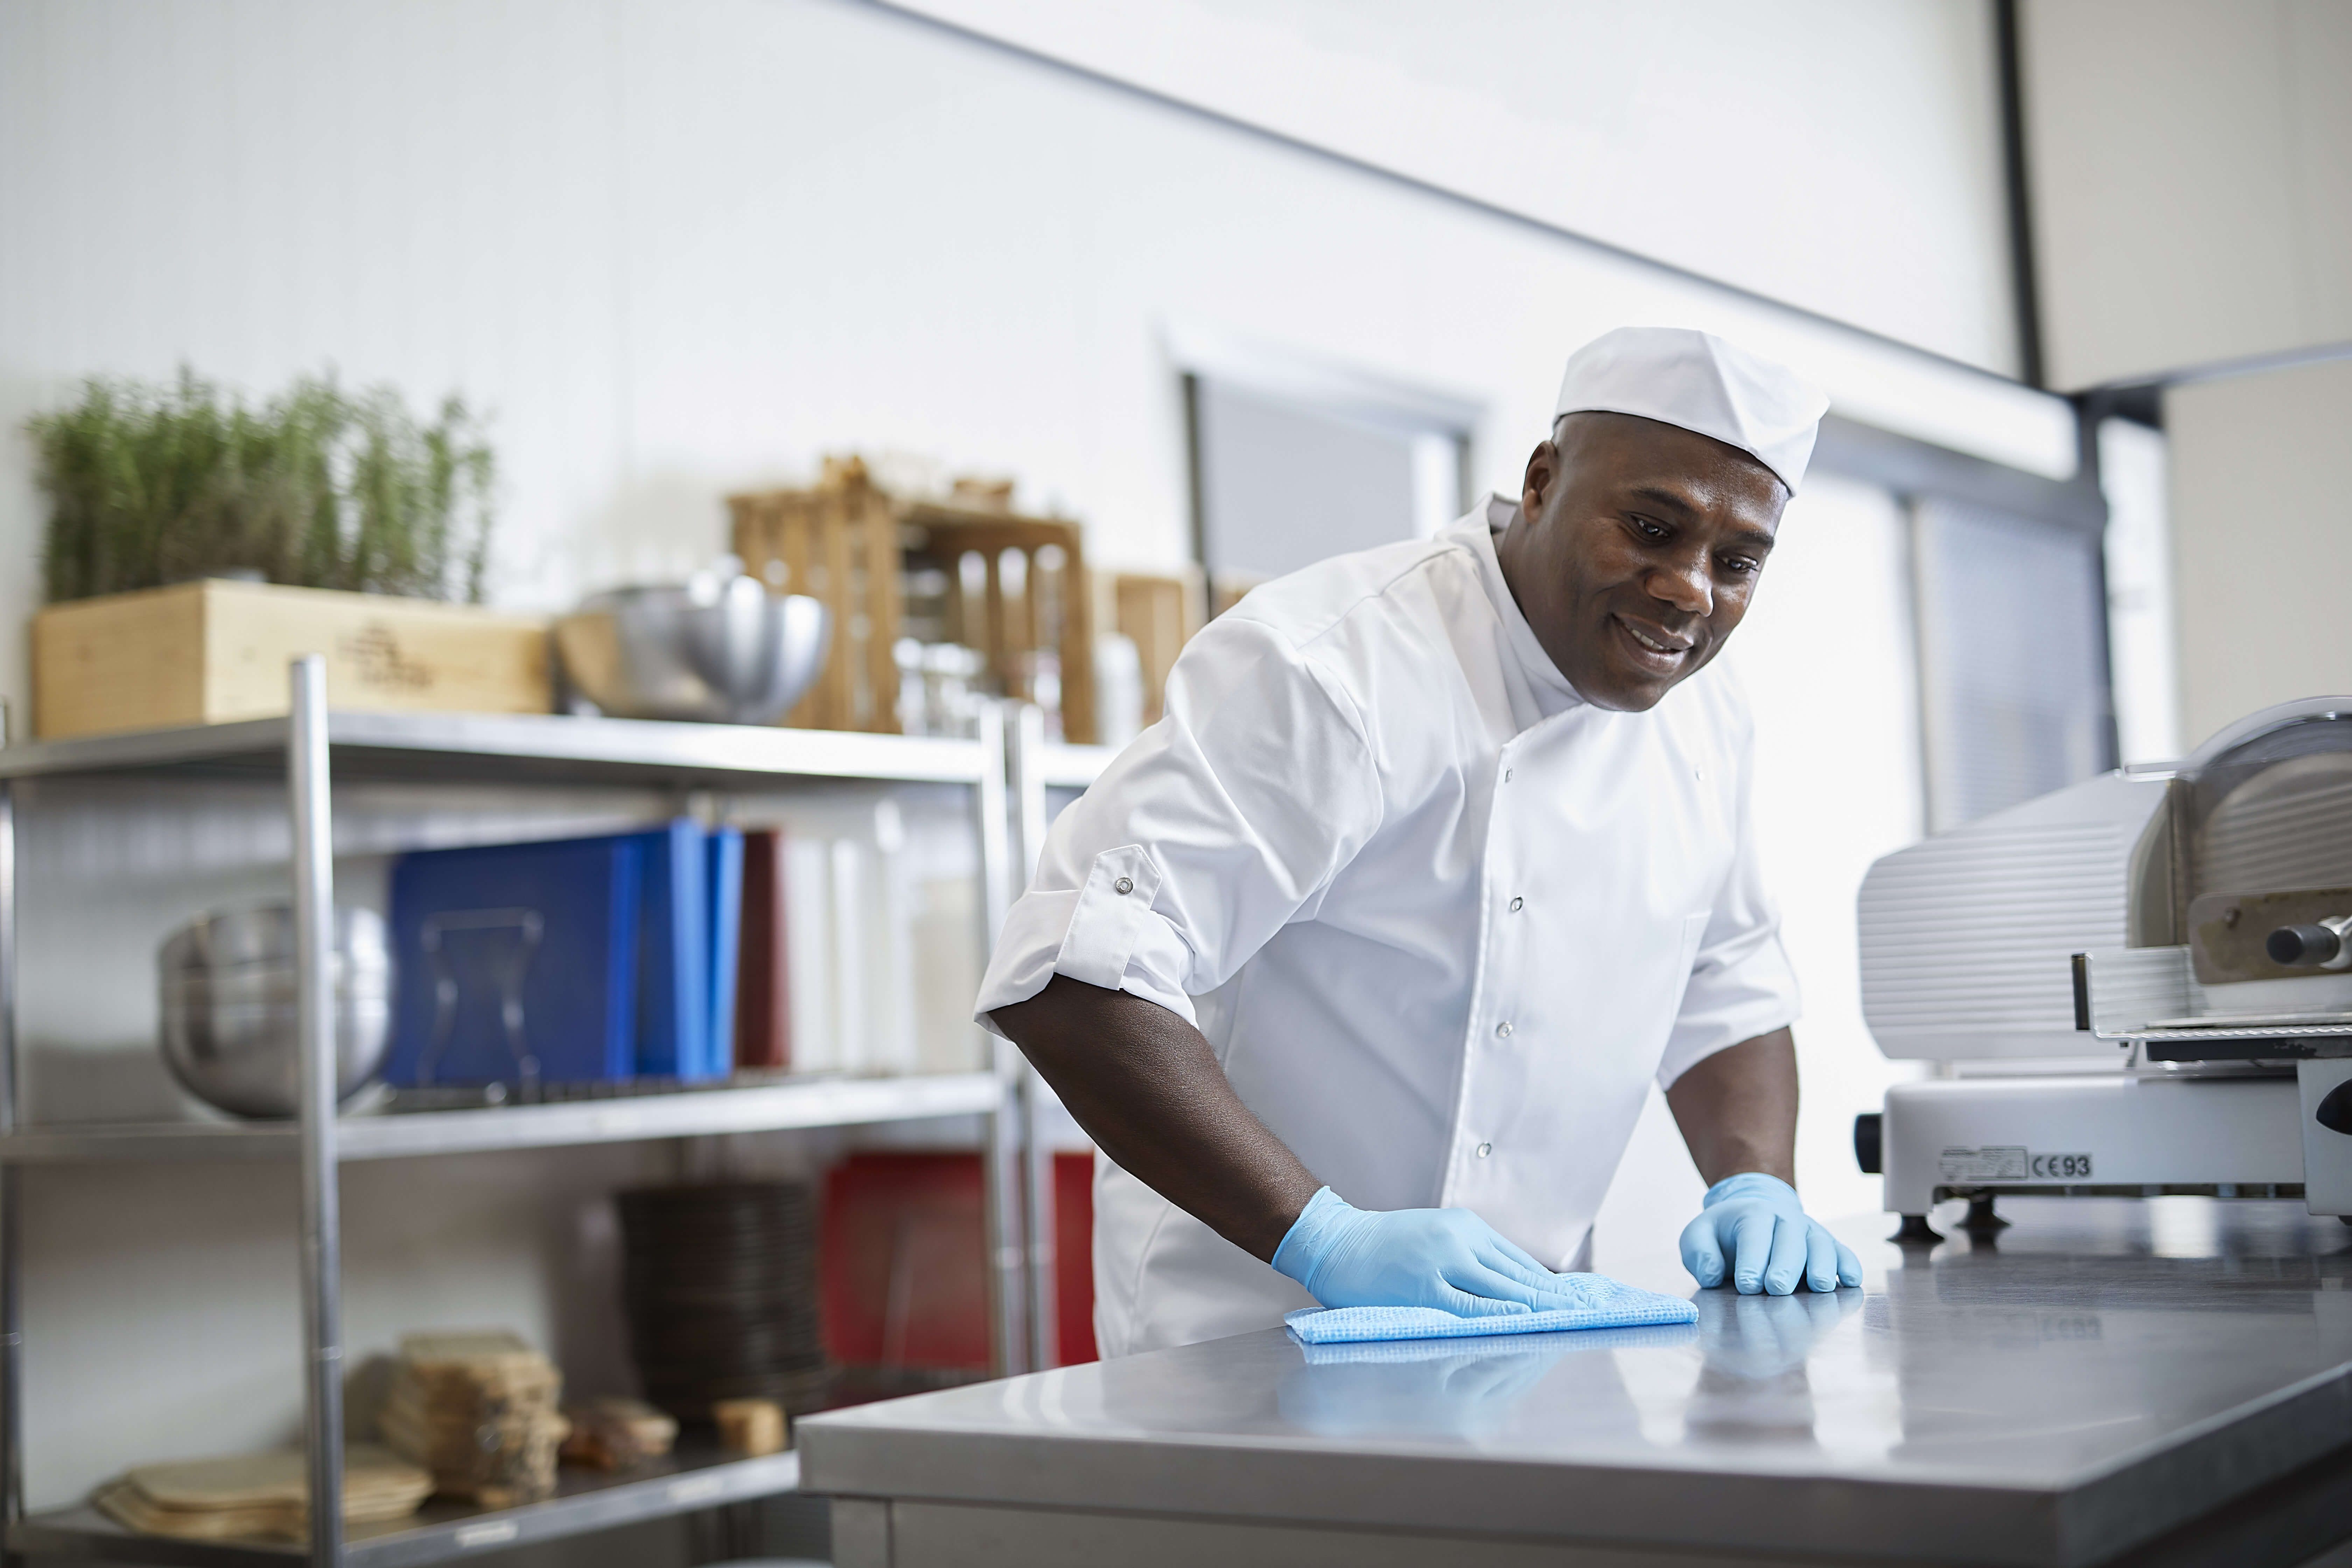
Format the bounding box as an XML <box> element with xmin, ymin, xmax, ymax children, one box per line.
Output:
<box><xmin>800</xmin><ymin>1200</ymin><xmax>2352</xmax><ymax>1568</ymax></box>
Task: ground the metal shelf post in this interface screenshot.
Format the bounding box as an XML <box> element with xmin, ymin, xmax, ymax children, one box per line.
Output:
<box><xmin>289</xmin><ymin>659</ymin><xmax>346</xmax><ymax>1568</ymax></box>
<box><xmin>974</xmin><ymin>702</ymin><xmax>1029</xmax><ymax>1376</ymax></box>
<box><xmin>0</xmin><ymin>770</ymin><xmax>22</xmax><ymax>1564</ymax></box>
<box><xmin>1008</xmin><ymin>705</ymin><xmax>1059</xmax><ymax>1372</ymax></box>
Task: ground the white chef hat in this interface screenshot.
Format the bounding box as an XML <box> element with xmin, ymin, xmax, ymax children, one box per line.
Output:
<box><xmin>1554</xmin><ymin>327</ymin><xmax>1829</xmax><ymax>494</ymax></box>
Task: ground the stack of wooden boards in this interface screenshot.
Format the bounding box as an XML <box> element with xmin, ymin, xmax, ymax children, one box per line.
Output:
<box><xmin>378</xmin><ymin>1331</ymin><xmax>569</xmax><ymax>1507</ymax></box>
<box><xmin>92</xmin><ymin>1446</ymin><xmax>431</xmax><ymax>1541</ymax></box>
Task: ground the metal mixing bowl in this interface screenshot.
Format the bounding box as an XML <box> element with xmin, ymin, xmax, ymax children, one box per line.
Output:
<box><xmin>553</xmin><ymin>578</ymin><xmax>832</xmax><ymax>725</ymax></box>
<box><xmin>157</xmin><ymin>906</ymin><xmax>393</xmax><ymax>1119</ymax></box>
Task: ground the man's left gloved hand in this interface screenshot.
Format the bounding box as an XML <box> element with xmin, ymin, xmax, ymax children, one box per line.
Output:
<box><xmin>1679</xmin><ymin>1172</ymin><xmax>1861</xmax><ymax>1295</ymax></box>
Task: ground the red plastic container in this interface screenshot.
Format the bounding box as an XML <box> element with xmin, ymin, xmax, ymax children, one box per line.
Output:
<box><xmin>821</xmin><ymin>1150</ymin><xmax>1097</xmax><ymax>1370</ymax></box>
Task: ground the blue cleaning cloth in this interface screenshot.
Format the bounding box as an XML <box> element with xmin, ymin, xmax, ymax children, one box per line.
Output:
<box><xmin>1293</xmin><ymin>1319</ymin><xmax>1696</xmax><ymax>1365</ymax></box>
<box><xmin>1285</xmin><ymin>1276</ymin><xmax>1697</xmax><ymax>1345</ymax></box>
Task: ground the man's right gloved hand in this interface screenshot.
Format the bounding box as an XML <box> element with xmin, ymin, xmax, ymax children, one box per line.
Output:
<box><xmin>1270</xmin><ymin>1186</ymin><xmax>1589</xmax><ymax>1317</ymax></box>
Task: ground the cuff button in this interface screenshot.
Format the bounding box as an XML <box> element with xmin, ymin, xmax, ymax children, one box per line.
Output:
<box><xmin>1113</xmin><ymin>875</ymin><xmax>1135</xmax><ymax>895</ymax></box>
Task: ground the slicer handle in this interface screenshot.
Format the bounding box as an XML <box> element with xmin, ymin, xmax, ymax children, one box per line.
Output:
<box><xmin>2268</xmin><ymin>915</ymin><xmax>2352</xmax><ymax>969</ymax></box>
<box><xmin>1852</xmin><ymin>1113</ymin><xmax>1883</xmax><ymax>1175</ymax></box>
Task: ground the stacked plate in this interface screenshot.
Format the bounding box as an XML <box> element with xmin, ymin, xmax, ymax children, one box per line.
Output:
<box><xmin>617</xmin><ymin>1183</ymin><xmax>827</xmax><ymax>1419</ymax></box>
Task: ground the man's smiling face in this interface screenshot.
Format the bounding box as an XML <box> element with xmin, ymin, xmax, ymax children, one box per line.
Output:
<box><xmin>1497</xmin><ymin>411</ymin><xmax>1790</xmax><ymax>712</ymax></box>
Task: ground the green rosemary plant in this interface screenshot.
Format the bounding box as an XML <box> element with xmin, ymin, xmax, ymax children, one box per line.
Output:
<box><xmin>29</xmin><ymin>369</ymin><xmax>495</xmax><ymax>604</ymax></box>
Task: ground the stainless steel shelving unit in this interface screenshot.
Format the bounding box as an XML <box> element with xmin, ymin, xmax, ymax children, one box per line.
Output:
<box><xmin>1003</xmin><ymin>725</ymin><xmax>1114</xmax><ymax>1373</ymax></box>
<box><xmin>0</xmin><ymin>672</ymin><xmax>1058</xmax><ymax>1568</ymax></box>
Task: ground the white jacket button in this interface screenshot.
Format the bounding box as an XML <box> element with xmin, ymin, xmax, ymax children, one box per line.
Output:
<box><xmin>1113</xmin><ymin>876</ymin><xmax>1135</xmax><ymax>895</ymax></box>
<box><xmin>1508</xmin><ymin>896</ymin><xmax>1524</xmax><ymax>912</ymax></box>
<box><xmin>1476</xmin><ymin>1142</ymin><xmax>1493</xmax><ymax>1158</ymax></box>
<box><xmin>1495</xmin><ymin>1021</ymin><xmax>1513</xmax><ymax>1039</ymax></box>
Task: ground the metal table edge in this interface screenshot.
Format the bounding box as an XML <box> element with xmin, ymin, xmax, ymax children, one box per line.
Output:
<box><xmin>794</xmin><ymin>1339</ymin><xmax>2352</xmax><ymax>1568</ymax></box>
<box><xmin>794</xmin><ymin>1419</ymin><xmax>2076</xmax><ymax>1568</ymax></box>
<box><xmin>2053</xmin><ymin>1359</ymin><xmax>2352</xmax><ymax>1564</ymax></box>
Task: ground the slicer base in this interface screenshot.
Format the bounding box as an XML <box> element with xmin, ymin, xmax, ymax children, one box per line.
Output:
<box><xmin>1878</xmin><ymin>1073</ymin><xmax>2312</xmax><ymax>1215</ymax></box>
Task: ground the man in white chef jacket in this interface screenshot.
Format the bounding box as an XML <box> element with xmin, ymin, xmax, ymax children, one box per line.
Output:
<box><xmin>979</xmin><ymin>327</ymin><xmax>1863</xmax><ymax>1358</ymax></box>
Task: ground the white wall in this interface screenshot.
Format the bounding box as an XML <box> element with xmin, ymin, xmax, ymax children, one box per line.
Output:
<box><xmin>2165</xmin><ymin>357</ymin><xmax>2352</xmax><ymax>748</ymax></box>
<box><xmin>888</xmin><ymin>0</ymin><xmax>2021</xmax><ymax>374</ymax></box>
<box><xmin>0</xmin><ymin>0</ymin><xmax>2078</xmax><ymax>1504</ymax></box>
<box><xmin>2018</xmin><ymin>0</ymin><xmax>2347</xmax><ymax>760</ymax></box>
<box><xmin>2022</xmin><ymin>0</ymin><xmax>2352</xmax><ymax>388</ymax></box>
<box><xmin>0</xmin><ymin>0</ymin><xmax>2074</xmax><ymax>741</ymax></box>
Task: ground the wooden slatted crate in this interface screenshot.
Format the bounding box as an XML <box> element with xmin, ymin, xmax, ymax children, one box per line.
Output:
<box><xmin>728</xmin><ymin>460</ymin><xmax>1100</xmax><ymax>743</ymax></box>
<box><xmin>726</xmin><ymin>457</ymin><xmax>905</xmax><ymax>734</ymax></box>
<box><xmin>901</xmin><ymin>502</ymin><xmax>1094</xmax><ymax>745</ymax></box>
<box><xmin>1109</xmin><ymin>569</ymin><xmax>1204</xmax><ymax>727</ymax></box>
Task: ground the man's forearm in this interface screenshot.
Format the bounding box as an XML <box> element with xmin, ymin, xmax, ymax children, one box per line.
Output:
<box><xmin>989</xmin><ymin>973</ymin><xmax>1324</xmax><ymax>1262</ymax></box>
<box><xmin>1664</xmin><ymin>1027</ymin><xmax>1799</xmax><ymax>1188</ymax></box>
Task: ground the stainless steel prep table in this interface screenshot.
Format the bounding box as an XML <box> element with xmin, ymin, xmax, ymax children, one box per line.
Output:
<box><xmin>800</xmin><ymin>1200</ymin><xmax>2352</xmax><ymax>1567</ymax></box>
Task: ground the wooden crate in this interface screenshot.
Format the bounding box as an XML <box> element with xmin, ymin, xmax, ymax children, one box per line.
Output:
<box><xmin>729</xmin><ymin>460</ymin><xmax>1100</xmax><ymax>743</ymax></box>
<box><xmin>31</xmin><ymin>579</ymin><xmax>552</xmax><ymax>741</ymax></box>
<box><xmin>727</xmin><ymin>457</ymin><xmax>905</xmax><ymax>733</ymax></box>
<box><xmin>1209</xmin><ymin>571</ymin><xmax>1265</xmax><ymax>622</ymax></box>
<box><xmin>1110</xmin><ymin>569</ymin><xmax>1204</xmax><ymax>727</ymax></box>
<box><xmin>901</xmin><ymin>502</ymin><xmax>1096</xmax><ymax>745</ymax></box>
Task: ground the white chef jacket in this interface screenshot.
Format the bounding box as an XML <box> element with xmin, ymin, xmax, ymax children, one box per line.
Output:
<box><xmin>975</xmin><ymin>496</ymin><xmax>1799</xmax><ymax>1358</ymax></box>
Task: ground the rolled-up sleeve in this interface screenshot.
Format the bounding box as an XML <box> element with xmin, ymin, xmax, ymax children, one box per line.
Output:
<box><xmin>1655</xmin><ymin>724</ymin><xmax>1801</xmax><ymax>1088</ymax></box>
<box><xmin>975</xmin><ymin>615</ymin><xmax>1382</xmax><ymax>1034</ymax></box>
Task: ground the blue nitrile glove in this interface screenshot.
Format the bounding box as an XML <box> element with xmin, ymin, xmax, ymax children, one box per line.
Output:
<box><xmin>1272</xmin><ymin>1186</ymin><xmax>1590</xmax><ymax>1317</ymax></box>
<box><xmin>1679</xmin><ymin>1172</ymin><xmax>1862</xmax><ymax>1296</ymax></box>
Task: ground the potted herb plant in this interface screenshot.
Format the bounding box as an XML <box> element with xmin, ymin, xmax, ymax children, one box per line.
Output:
<box><xmin>25</xmin><ymin>370</ymin><xmax>551</xmax><ymax>740</ymax></box>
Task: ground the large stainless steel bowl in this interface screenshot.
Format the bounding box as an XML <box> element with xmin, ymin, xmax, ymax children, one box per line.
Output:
<box><xmin>158</xmin><ymin>906</ymin><xmax>393</xmax><ymax>1119</ymax></box>
<box><xmin>553</xmin><ymin>578</ymin><xmax>832</xmax><ymax>725</ymax></box>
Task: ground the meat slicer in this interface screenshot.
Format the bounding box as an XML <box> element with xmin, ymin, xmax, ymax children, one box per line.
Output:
<box><xmin>1855</xmin><ymin>695</ymin><xmax>2352</xmax><ymax>1235</ymax></box>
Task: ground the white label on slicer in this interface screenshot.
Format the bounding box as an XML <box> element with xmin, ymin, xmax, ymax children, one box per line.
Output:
<box><xmin>1939</xmin><ymin>1145</ymin><xmax>2029</xmax><ymax>1182</ymax></box>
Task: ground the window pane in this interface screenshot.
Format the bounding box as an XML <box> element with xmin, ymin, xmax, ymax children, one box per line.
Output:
<box><xmin>1194</xmin><ymin>379</ymin><xmax>1424</xmax><ymax>583</ymax></box>
<box><xmin>1915</xmin><ymin>498</ymin><xmax>2116</xmax><ymax>831</ymax></box>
